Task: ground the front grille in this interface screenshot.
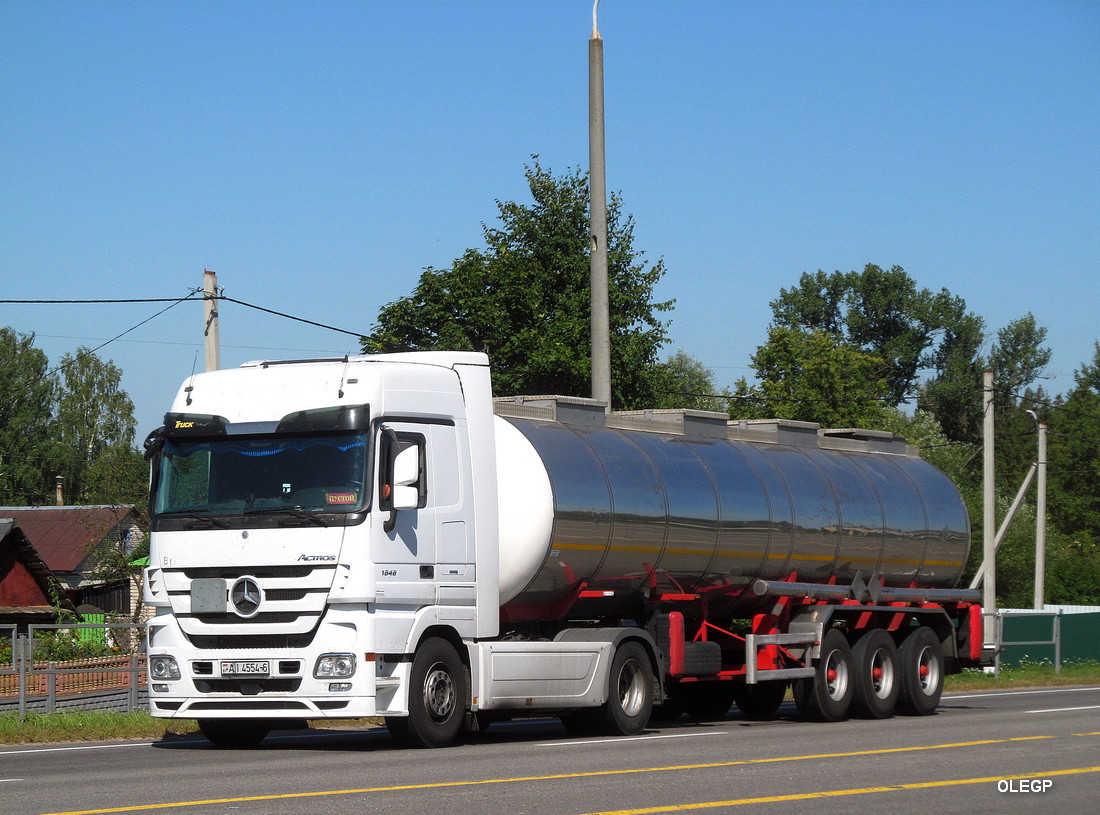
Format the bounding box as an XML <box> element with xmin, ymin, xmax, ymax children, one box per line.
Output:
<box><xmin>195</xmin><ymin>678</ymin><xmax>302</xmax><ymax>693</ymax></box>
<box><xmin>188</xmin><ymin>612</ymin><xmax>309</xmax><ymax>625</ymax></box>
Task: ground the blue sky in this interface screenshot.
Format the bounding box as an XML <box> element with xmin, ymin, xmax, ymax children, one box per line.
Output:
<box><xmin>2</xmin><ymin>0</ymin><xmax>1098</xmax><ymax>438</ymax></box>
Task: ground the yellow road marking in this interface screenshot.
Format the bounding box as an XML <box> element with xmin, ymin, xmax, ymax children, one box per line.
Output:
<box><xmin>577</xmin><ymin>766</ymin><xmax>1100</xmax><ymax>815</ymax></box>
<box><xmin>36</xmin><ymin>734</ymin><xmax>1084</xmax><ymax>815</ymax></box>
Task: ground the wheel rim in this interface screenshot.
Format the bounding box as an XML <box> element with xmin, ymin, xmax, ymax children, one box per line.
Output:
<box><xmin>423</xmin><ymin>662</ymin><xmax>456</xmax><ymax>722</ymax></box>
<box><xmin>869</xmin><ymin>647</ymin><xmax>895</xmax><ymax>700</ymax></box>
<box><xmin>824</xmin><ymin>649</ymin><xmax>849</xmax><ymax>701</ymax></box>
<box><xmin>915</xmin><ymin>646</ymin><xmax>940</xmax><ymax>695</ymax></box>
<box><xmin>617</xmin><ymin>659</ymin><xmax>647</xmax><ymax>718</ymax></box>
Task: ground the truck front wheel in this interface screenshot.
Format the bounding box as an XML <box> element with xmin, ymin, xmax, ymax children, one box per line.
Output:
<box><xmin>387</xmin><ymin>637</ymin><xmax>466</xmax><ymax>748</ymax></box>
<box><xmin>793</xmin><ymin>629</ymin><xmax>853</xmax><ymax>722</ymax></box>
<box><xmin>198</xmin><ymin>718</ymin><xmax>270</xmax><ymax>748</ymax></box>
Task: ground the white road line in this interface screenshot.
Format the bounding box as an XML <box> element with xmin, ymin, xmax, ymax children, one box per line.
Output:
<box><xmin>947</xmin><ymin>686</ymin><xmax>1100</xmax><ymax>700</ymax></box>
<box><xmin>1026</xmin><ymin>704</ymin><xmax>1100</xmax><ymax>714</ymax></box>
<box><xmin>539</xmin><ymin>731</ymin><xmax>727</xmax><ymax>747</ymax></box>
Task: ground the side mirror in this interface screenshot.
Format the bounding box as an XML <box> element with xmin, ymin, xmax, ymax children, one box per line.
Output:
<box><xmin>390</xmin><ymin>445</ymin><xmax>420</xmax><ymax>511</ymax></box>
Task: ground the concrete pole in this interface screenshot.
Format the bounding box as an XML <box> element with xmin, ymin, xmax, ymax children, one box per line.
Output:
<box><xmin>203</xmin><ymin>270</ymin><xmax>221</xmax><ymax>372</ymax></box>
<box><xmin>588</xmin><ymin>1</ymin><xmax>611</xmax><ymax>408</ymax></box>
<box><xmin>1033</xmin><ymin>422</ymin><xmax>1047</xmax><ymax>609</ymax></box>
<box><xmin>982</xmin><ymin>370</ymin><xmax>996</xmax><ymax>644</ymax></box>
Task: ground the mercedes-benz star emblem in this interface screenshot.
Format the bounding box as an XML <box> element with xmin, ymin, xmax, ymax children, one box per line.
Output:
<box><xmin>230</xmin><ymin>577</ymin><xmax>263</xmax><ymax>618</ymax></box>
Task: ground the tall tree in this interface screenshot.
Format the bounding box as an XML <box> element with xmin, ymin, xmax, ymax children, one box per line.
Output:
<box><xmin>651</xmin><ymin>350</ymin><xmax>728</xmax><ymax>412</ymax></box>
<box><xmin>771</xmin><ymin>264</ymin><xmax>981</xmax><ymax>406</ymax></box>
<box><xmin>731</xmin><ymin>327</ymin><xmax>891</xmax><ymax>428</ymax></box>
<box><xmin>363</xmin><ymin>159</ymin><xmax>673</xmax><ymax>409</ymax></box>
<box><xmin>52</xmin><ymin>348</ymin><xmax>141</xmax><ymax>504</ymax></box>
<box><xmin>0</xmin><ymin>328</ymin><xmax>57</xmax><ymax>504</ymax></box>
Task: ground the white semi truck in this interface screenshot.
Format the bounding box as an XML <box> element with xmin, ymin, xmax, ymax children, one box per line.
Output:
<box><xmin>142</xmin><ymin>351</ymin><xmax>983</xmax><ymax>748</ymax></box>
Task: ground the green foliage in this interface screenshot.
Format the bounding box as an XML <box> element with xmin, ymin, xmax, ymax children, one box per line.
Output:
<box><xmin>731</xmin><ymin>327</ymin><xmax>891</xmax><ymax>428</ymax></box>
<box><xmin>0</xmin><ymin>330</ymin><xmax>146</xmax><ymax>508</ymax></box>
<box><xmin>770</xmin><ymin>264</ymin><xmax>981</xmax><ymax>406</ymax></box>
<box><xmin>650</xmin><ymin>350</ymin><xmax>728</xmax><ymax>412</ymax></box>
<box><xmin>363</xmin><ymin>159</ymin><xmax>672</xmax><ymax>409</ymax></box>
<box><xmin>0</xmin><ymin>328</ymin><xmax>57</xmax><ymax>503</ymax></box>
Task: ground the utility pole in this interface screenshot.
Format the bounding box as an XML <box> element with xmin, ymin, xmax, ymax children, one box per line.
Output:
<box><xmin>982</xmin><ymin>370</ymin><xmax>996</xmax><ymax>645</ymax></box>
<box><xmin>588</xmin><ymin>0</ymin><xmax>611</xmax><ymax>409</ymax></box>
<box><xmin>1033</xmin><ymin>421</ymin><xmax>1047</xmax><ymax>609</ymax></box>
<box><xmin>203</xmin><ymin>270</ymin><xmax>221</xmax><ymax>372</ymax></box>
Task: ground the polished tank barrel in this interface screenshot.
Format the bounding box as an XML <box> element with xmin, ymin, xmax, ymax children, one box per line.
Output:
<box><xmin>493</xmin><ymin>406</ymin><xmax>970</xmax><ymax>619</ymax></box>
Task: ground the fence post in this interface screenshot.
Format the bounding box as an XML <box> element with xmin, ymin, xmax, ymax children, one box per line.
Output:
<box><xmin>129</xmin><ymin>652</ymin><xmax>140</xmax><ymax>711</ymax></box>
<box><xmin>1054</xmin><ymin>613</ymin><xmax>1062</xmax><ymax>674</ymax></box>
<box><xmin>17</xmin><ymin>634</ymin><xmax>27</xmax><ymax>722</ymax></box>
<box><xmin>993</xmin><ymin>613</ymin><xmax>1002</xmax><ymax>677</ymax></box>
<box><xmin>46</xmin><ymin>661</ymin><xmax>57</xmax><ymax>714</ymax></box>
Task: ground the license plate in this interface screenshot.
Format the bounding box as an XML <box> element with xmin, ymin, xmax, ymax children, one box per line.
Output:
<box><xmin>220</xmin><ymin>660</ymin><xmax>270</xmax><ymax>677</ymax></box>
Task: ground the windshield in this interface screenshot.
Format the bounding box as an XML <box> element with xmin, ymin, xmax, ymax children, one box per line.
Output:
<box><xmin>153</xmin><ymin>432</ymin><xmax>368</xmax><ymax>518</ymax></box>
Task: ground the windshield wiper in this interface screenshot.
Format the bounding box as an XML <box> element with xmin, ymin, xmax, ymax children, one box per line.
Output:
<box><xmin>155</xmin><ymin>509</ymin><xmax>231</xmax><ymax>529</ymax></box>
<box><xmin>242</xmin><ymin>505</ymin><xmax>329</xmax><ymax>526</ymax></box>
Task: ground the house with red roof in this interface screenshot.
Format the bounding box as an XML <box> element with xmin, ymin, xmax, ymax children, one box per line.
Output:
<box><xmin>0</xmin><ymin>506</ymin><xmax>144</xmax><ymax>622</ymax></box>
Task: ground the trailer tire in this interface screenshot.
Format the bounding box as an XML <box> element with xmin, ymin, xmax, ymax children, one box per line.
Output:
<box><xmin>793</xmin><ymin>629</ymin><xmax>853</xmax><ymax>722</ymax></box>
<box><xmin>734</xmin><ymin>681</ymin><xmax>788</xmax><ymax>720</ymax></box>
<box><xmin>896</xmin><ymin>626</ymin><xmax>944</xmax><ymax>716</ymax></box>
<box><xmin>850</xmin><ymin>629</ymin><xmax>900</xmax><ymax>719</ymax></box>
<box><xmin>198</xmin><ymin>718</ymin><xmax>270</xmax><ymax>748</ymax></box>
<box><xmin>386</xmin><ymin>637</ymin><xmax>466</xmax><ymax>748</ymax></box>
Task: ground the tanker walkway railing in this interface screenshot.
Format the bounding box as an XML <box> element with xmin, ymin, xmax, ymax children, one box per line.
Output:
<box><xmin>0</xmin><ymin>622</ymin><xmax>148</xmax><ymax>718</ymax></box>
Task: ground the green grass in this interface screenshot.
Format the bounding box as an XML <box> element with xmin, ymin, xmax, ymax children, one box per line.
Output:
<box><xmin>944</xmin><ymin>660</ymin><xmax>1100</xmax><ymax>691</ymax></box>
<box><xmin>0</xmin><ymin>710</ymin><xmax>198</xmax><ymax>745</ymax></box>
<box><xmin>1</xmin><ymin>663</ymin><xmax>1097</xmax><ymax>745</ymax></box>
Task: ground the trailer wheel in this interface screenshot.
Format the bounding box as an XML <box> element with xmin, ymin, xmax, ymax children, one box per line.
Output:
<box><xmin>386</xmin><ymin>637</ymin><xmax>466</xmax><ymax>748</ymax></box>
<box><xmin>682</xmin><ymin>682</ymin><xmax>736</xmax><ymax>720</ymax></box>
<box><xmin>734</xmin><ymin>681</ymin><xmax>788</xmax><ymax>720</ymax></box>
<box><xmin>896</xmin><ymin>626</ymin><xmax>944</xmax><ymax>716</ymax></box>
<box><xmin>850</xmin><ymin>629</ymin><xmax>900</xmax><ymax>719</ymax></box>
<box><xmin>793</xmin><ymin>629</ymin><xmax>853</xmax><ymax>722</ymax></box>
<box><xmin>198</xmin><ymin>718</ymin><xmax>270</xmax><ymax>748</ymax></box>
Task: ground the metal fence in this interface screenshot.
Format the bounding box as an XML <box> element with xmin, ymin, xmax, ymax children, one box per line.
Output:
<box><xmin>0</xmin><ymin>622</ymin><xmax>147</xmax><ymax>717</ymax></box>
<box><xmin>995</xmin><ymin>611</ymin><xmax>1100</xmax><ymax>675</ymax></box>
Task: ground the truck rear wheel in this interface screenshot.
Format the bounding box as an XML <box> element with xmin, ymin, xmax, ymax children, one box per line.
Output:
<box><xmin>794</xmin><ymin>629</ymin><xmax>853</xmax><ymax>722</ymax></box>
<box><xmin>896</xmin><ymin>626</ymin><xmax>944</xmax><ymax>716</ymax></box>
<box><xmin>850</xmin><ymin>629</ymin><xmax>900</xmax><ymax>719</ymax></box>
<box><xmin>386</xmin><ymin>637</ymin><xmax>466</xmax><ymax>748</ymax></box>
<box><xmin>560</xmin><ymin>640</ymin><xmax>654</xmax><ymax>736</ymax></box>
<box><xmin>734</xmin><ymin>681</ymin><xmax>788</xmax><ymax>720</ymax></box>
<box><xmin>198</xmin><ymin>718</ymin><xmax>270</xmax><ymax>748</ymax></box>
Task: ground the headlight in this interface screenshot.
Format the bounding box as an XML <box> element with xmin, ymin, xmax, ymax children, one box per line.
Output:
<box><xmin>148</xmin><ymin>655</ymin><xmax>181</xmax><ymax>680</ymax></box>
<box><xmin>314</xmin><ymin>653</ymin><xmax>356</xmax><ymax>678</ymax></box>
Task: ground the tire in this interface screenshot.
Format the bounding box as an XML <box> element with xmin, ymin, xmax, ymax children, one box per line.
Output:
<box><xmin>198</xmin><ymin>718</ymin><xmax>271</xmax><ymax>748</ymax></box>
<box><xmin>733</xmin><ymin>681</ymin><xmax>788</xmax><ymax>720</ymax></box>
<box><xmin>386</xmin><ymin>637</ymin><xmax>466</xmax><ymax>748</ymax></box>
<box><xmin>682</xmin><ymin>681</ymin><xmax>736</xmax><ymax>720</ymax></box>
<box><xmin>850</xmin><ymin>629</ymin><xmax>900</xmax><ymax>719</ymax></box>
<box><xmin>896</xmin><ymin>626</ymin><xmax>944</xmax><ymax>716</ymax></box>
<box><xmin>793</xmin><ymin>629</ymin><xmax>854</xmax><ymax>722</ymax></box>
<box><xmin>562</xmin><ymin>641</ymin><xmax>654</xmax><ymax>737</ymax></box>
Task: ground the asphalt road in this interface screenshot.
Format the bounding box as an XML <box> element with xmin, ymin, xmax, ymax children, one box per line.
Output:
<box><xmin>3</xmin><ymin>686</ymin><xmax>1098</xmax><ymax>815</ymax></box>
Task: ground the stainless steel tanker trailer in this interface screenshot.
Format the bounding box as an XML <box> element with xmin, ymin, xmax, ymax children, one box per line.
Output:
<box><xmin>142</xmin><ymin>352</ymin><xmax>983</xmax><ymax>748</ymax></box>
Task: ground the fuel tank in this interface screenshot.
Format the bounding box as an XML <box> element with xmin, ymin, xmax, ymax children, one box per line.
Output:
<box><xmin>492</xmin><ymin>398</ymin><xmax>970</xmax><ymax>619</ymax></box>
